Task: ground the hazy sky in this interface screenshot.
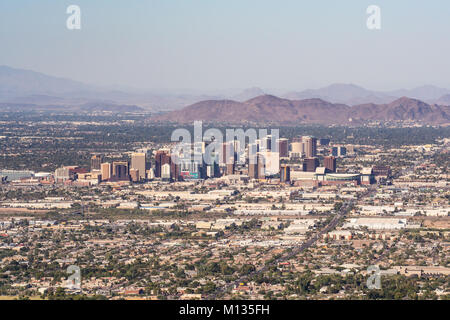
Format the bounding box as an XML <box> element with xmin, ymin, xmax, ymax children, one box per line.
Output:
<box><xmin>1</xmin><ymin>0</ymin><xmax>450</xmax><ymax>92</ymax></box>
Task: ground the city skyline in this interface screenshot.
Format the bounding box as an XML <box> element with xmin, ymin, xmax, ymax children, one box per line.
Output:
<box><xmin>0</xmin><ymin>0</ymin><xmax>449</xmax><ymax>306</ymax></box>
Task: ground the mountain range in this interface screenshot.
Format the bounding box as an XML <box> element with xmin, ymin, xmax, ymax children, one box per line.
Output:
<box><xmin>156</xmin><ymin>95</ymin><xmax>450</xmax><ymax>125</ymax></box>
<box><xmin>1</xmin><ymin>65</ymin><xmax>450</xmax><ymax>123</ymax></box>
<box><xmin>282</xmin><ymin>83</ymin><xmax>450</xmax><ymax>105</ymax></box>
<box><xmin>0</xmin><ymin>66</ymin><xmax>221</xmax><ymax>112</ymax></box>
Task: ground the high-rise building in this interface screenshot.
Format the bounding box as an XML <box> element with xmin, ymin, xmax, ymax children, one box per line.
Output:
<box><xmin>90</xmin><ymin>155</ymin><xmax>102</xmax><ymax>171</ymax></box>
<box><xmin>247</xmin><ymin>143</ymin><xmax>258</xmax><ymax>162</ymax></box>
<box><xmin>260</xmin><ymin>151</ymin><xmax>280</xmax><ymax>176</ymax></box>
<box><xmin>131</xmin><ymin>152</ymin><xmax>146</xmax><ymax>181</ymax></box>
<box><xmin>331</xmin><ymin>147</ymin><xmax>338</xmax><ymax>157</ymax></box>
<box><xmin>303</xmin><ymin>136</ymin><xmax>317</xmax><ymax>158</ymax></box>
<box><xmin>112</xmin><ymin>161</ymin><xmax>129</xmax><ymax>180</ymax></box>
<box><xmin>323</xmin><ymin>156</ymin><xmax>336</xmax><ymax>173</ymax></box>
<box><xmin>304</xmin><ymin>157</ymin><xmax>319</xmax><ymax>172</ymax></box>
<box><xmin>226</xmin><ymin>159</ymin><xmax>235</xmax><ymax>175</ymax></box>
<box><xmin>161</xmin><ymin>163</ymin><xmax>171</xmax><ymax>180</ymax></box>
<box><xmin>171</xmin><ymin>161</ymin><xmax>180</xmax><ymax>181</ymax></box>
<box><xmin>332</xmin><ymin>146</ymin><xmax>347</xmax><ymax>157</ymax></box>
<box><xmin>319</xmin><ymin>138</ymin><xmax>330</xmax><ymax>146</ymax></box>
<box><xmin>290</xmin><ymin>141</ymin><xmax>304</xmax><ymax>158</ymax></box>
<box><xmin>100</xmin><ymin>162</ymin><xmax>112</xmax><ymax>181</ymax></box>
<box><xmin>129</xmin><ymin>168</ymin><xmax>140</xmax><ymax>182</ymax></box>
<box><xmin>260</xmin><ymin>135</ymin><xmax>272</xmax><ymax>152</ymax></box>
<box><xmin>277</xmin><ymin>138</ymin><xmax>289</xmax><ymax>158</ymax></box>
<box><xmin>257</xmin><ymin>153</ymin><xmax>266</xmax><ymax>179</ymax></box>
<box><xmin>280</xmin><ymin>164</ymin><xmax>290</xmax><ymax>182</ymax></box>
<box><xmin>147</xmin><ymin>168</ymin><xmax>155</xmax><ymax>180</ymax></box>
<box><xmin>248</xmin><ymin>154</ymin><xmax>258</xmax><ymax>180</ymax></box>
<box><xmin>155</xmin><ymin>150</ymin><xmax>171</xmax><ymax>178</ymax></box>
<box><xmin>221</xmin><ymin>142</ymin><xmax>235</xmax><ymax>165</ymax></box>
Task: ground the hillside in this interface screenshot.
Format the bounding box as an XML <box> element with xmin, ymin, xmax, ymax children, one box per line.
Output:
<box><xmin>156</xmin><ymin>95</ymin><xmax>450</xmax><ymax>125</ymax></box>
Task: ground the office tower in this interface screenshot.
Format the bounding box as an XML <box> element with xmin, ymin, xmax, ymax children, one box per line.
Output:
<box><xmin>221</xmin><ymin>142</ymin><xmax>234</xmax><ymax>165</ymax></box>
<box><xmin>280</xmin><ymin>164</ymin><xmax>290</xmax><ymax>182</ymax></box>
<box><xmin>90</xmin><ymin>155</ymin><xmax>102</xmax><ymax>171</ymax></box>
<box><xmin>260</xmin><ymin>135</ymin><xmax>272</xmax><ymax>152</ymax></box>
<box><xmin>324</xmin><ymin>156</ymin><xmax>336</xmax><ymax>173</ymax></box>
<box><xmin>248</xmin><ymin>152</ymin><xmax>258</xmax><ymax>179</ymax></box>
<box><xmin>205</xmin><ymin>160</ymin><xmax>220</xmax><ymax>178</ymax></box>
<box><xmin>161</xmin><ymin>163</ymin><xmax>171</xmax><ymax>180</ymax></box>
<box><xmin>131</xmin><ymin>152</ymin><xmax>146</xmax><ymax>181</ymax></box>
<box><xmin>226</xmin><ymin>159</ymin><xmax>235</xmax><ymax>175</ymax></box>
<box><xmin>261</xmin><ymin>151</ymin><xmax>280</xmax><ymax>176</ymax></box>
<box><xmin>100</xmin><ymin>162</ymin><xmax>112</xmax><ymax>181</ymax></box>
<box><xmin>112</xmin><ymin>161</ymin><xmax>129</xmax><ymax>180</ymax></box>
<box><xmin>257</xmin><ymin>153</ymin><xmax>266</xmax><ymax>179</ymax></box>
<box><xmin>248</xmin><ymin>162</ymin><xmax>258</xmax><ymax>179</ymax></box>
<box><xmin>206</xmin><ymin>165</ymin><xmax>214</xmax><ymax>178</ymax></box>
<box><xmin>290</xmin><ymin>141</ymin><xmax>304</xmax><ymax>158</ymax></box>
<box><xmin>301</xmin><ymin>162</ymin><xmax>307</xmax><ymax>171</ymax></box>
<box><xmin>331</xmin><ymin>147</ymin><xmax>338</xmax><ymax>157</ymax></box>
<box><xmin>171</xmin><ymin>161</ymin><xmax>180</xmax><ymax>181</ymax></box>
<box><xmin>277</xmin><ymin>138</ymin><xmax>289</xmax><ymax>158</ymax></box>
<box><xmin>304</xmin><ymin>157</ymin><xmax>319</xmax><ymax>172</ymax></box>
<box><xmin>212</xmin><ymin>155</ymin><xmax>220</xmax><ymax>177</ymax></box>
<box><xmin>155</xmin><ymin>150</ymin><xmax>171</xmax><ymax>178</ymax></box>
<box><xmin>247</xmin><ymin>143</ymin><xmax>258</xmax><ymax>162</ymax></box>
<box><xmin>303</xmin><ymin>136</ymin><xmax>317</xmax><ymax>158</ymax></box>
<box><xmin>319</xmin><ymin>138</ymin><xmax>330</xmax><ymax>146</ymax></box>
<box><xmin>332</xmin><ymin>146</ymin><xmax>347</xmax><ymax>157</ymax></box>
<box><xmin>129</xmin><ymin>168</ymin><xmax>139</xmax><ymax>182</ymax></box>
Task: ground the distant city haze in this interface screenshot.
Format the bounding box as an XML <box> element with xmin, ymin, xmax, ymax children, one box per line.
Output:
<box><xmin>1</xmin><ymin>0</ymin><xmax>450</xmax><ymax>92</ymax></box>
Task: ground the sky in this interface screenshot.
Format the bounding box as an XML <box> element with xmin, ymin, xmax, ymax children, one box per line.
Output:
<box><xmin>1</xmin><ymin>0</ymin><xmax>450</xmax><ymax>92</ymax></box>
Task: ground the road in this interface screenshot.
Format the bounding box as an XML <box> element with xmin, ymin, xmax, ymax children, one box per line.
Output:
<box><xmin>207</xmin><ymin>187</ymin><xmax>376</xmax><ymax>299</ymax></box>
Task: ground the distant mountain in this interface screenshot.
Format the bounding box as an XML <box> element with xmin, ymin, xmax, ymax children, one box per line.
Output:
<box><xmin>283</xmin><ymin>83</ymin><xmax>396</xmax><ymax>105</ymax></box>
<box><xmin>0</xmin><ymin>66</ymin><xmax>225</xmax><ymax>111</ymax></box>
<box><xmin>352</xmin><ymin>97</ymin><xmax>450</xmax><ymax>124</ymax></box>
<box><xmin>156</xmin><ymin>94</ymin><xmax>351</xmax><ymax>124</ymax></box>
<box><xmin>388</xmin><ymin>85</ymin><xmax>450</xmax><ymax>102</ymax></box>
<box><xmin>0</xmin><ymin>65</ymin><xmax>93</xmax><ymax>98</ymax></box>
<box><xmin>282</xmin><ymin>83</ymin><xmax>450</xmax><ymax>106</ymax></box>
<box><xmin>2</xmin><ymin>65</ymin><xmax>450</xmax><ymax>117</ymax></box>
<box><xmin>156</xmin><ymin>95</ymin><xmax>450</xmax><ymax>125</ymax></box>
<box><xmin>436</xmin><ymin>94</ymin><xmax>450</xmax><ymax>106</ymax></box>
<box><xmin>231</xmin><ymin>87</ymin><xmax>265</xmax><ymax>102</ymax></box>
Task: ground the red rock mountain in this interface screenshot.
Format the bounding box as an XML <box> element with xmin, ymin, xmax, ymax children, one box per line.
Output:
<box><xmin>156</xmin><ymin>95</ymin><xmax>449</xmax><ymax>125</ymax></box>
<box><xmin>352</xmin><ymin>97</ymin><xmax>450</xmax><ymax>123</ymax></box>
